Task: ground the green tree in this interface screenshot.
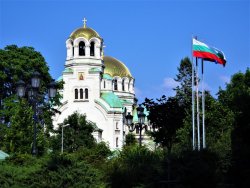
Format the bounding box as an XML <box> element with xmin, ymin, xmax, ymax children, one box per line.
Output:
<box><xmin>0</xmin><ymin>45</ymin><xmax>61</xmax><ymax>155</ymax></box>
<box><xmin>172</xmin><ymin>57</ymin><xmax>193</xmax><ymax>152</ymax></box>
<box><xmin>174</xmin><ymin>57</ymin><xmax>192</xmax><ymax>109</ymax></box>
<box><xmin>143</xmin><ymin>58</ymin><xmax>192</xmax><ymax>153</ymax></box>
<box><xmin>52</xmin><ymin>112</ymin><xmax>96</xmax><ymax>153</ymax></box>
<box><xmin>0</xmin><ymin>97</ymin><xmax>33</xmax><ymax>153</ymax></box>
<box><xmin>143</xmin><ymin>96</ymin><xmax>185</xmax><ymax>153</ymax></box>
<box><xmin>106</xmin><ymin>146</ymin><xmax>162</xmax><ymax>188</ymax></box>
<box><xmin>0</xmin><ymin>45</ymin><xmax>52</xmax><ymax>105</ymax></box>
<box><xmin>205</xmin><ymin>93</ymin><xmax>233</xmax><ymax>149</ymax></box>
<box><xmin>204</xmin><ymin>92</ymin><xmax>233</xmax><ymax>180</ymax></box>
<box><xmin>124</xmin><ymin>133</ymin><xmax>137</xmax><ymax>146</ymax></box>
<box><xmin>218</xmin><ymin>68</ymin><xmax>250</xmax><ymax>187</ymax></box>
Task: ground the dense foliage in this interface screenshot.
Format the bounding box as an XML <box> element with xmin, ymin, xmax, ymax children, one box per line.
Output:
<box><xmin>143</xmin><ymin>96</ymin><xmax>185</xmax><ymax>153</ymax></box>
<box><xmin>142</xmin><ymin>58</ymin><xmax>249</xmax><ymax>187</ymax></box>
<box><xmin>0</xmin><ymin>45</ymin><xmax>61</xmax><ymax>155</ymax></box>
<box><xmin>0</xmin><ymin>45</ymin><xmax>51</xmax><ymax>101</ymax></box>
<box><xmin>0</xmin><ymin>144</ymin><xmax>110</xmax><ymax>188</ymax></box>
<box><xmin>0</xmin><ymin>45</ymin><xmax>249</xmax><ymax>187</ymax></box>
<box><xmin>124</xmin><ymin>133</ymin><xmax>137</xmax><ymax>146</ymax></box>
<box><xmin>106</xmin><ymin>146</ymin><xmax>163</xmax><ymax>188</ymax></box>
<box><xmin>174</xmin><ymin>57</ymin><xmax>192</xmax><ymax>109</ymax></box>
<box><xmin>51</xmin><ymin>112</ymin><xmax>97</xmax><ymax>152</ymax></box>
<box><xmin>219</xmin><ymin>68</ymin><xmax>250</xmax><ymax>187</ymax></box>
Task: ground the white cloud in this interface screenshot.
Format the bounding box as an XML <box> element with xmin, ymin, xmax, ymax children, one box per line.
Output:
<box><xmin>162</xmin><ymin>77</ymin><xmax>179</xmax><ymax>89</ymax></box>
<box><xmin>219</xmin><ymin>75</ymin><xmax>230</xmax><ymax>84</ymax></box>
<box><xmin>198</xmin><ymin>81</ymin><xmax>211</xmax><ymax>91</ymax></box>
<box><xmin>134</xmin><ymin>87</ymin><xmax>142</xmax><ymax>98</ymax></box>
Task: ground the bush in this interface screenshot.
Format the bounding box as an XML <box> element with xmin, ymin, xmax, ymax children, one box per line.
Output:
<box><xmin>25</xmin><ymin>154</ymin><xmax>105</xmax><ymax>187</ymax></box>
<box><xmin>5</xmin><ymin>153</ymin><xmax>36</xmax><ymax>165</ymax></box>
<box><xmin>0</xmin><ymin>150</ymin><xmax>108</xmax><ymax>187</ymax></box>
<box><xmin>125</xmin><ymin>133</ymin><xmax>137</xmax><ymax>146</ymax></box>
<box><xmin>106</xmin><ymin>145</ymin><xmax>163</xmax><ymax>188</ymax></box>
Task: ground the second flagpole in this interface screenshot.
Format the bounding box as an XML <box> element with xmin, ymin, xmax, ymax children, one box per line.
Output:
<box><xmin>192</xmin><ymin>37</ymin><xmax>196</xmax><ymax>150</ymax></box>
<box><xmin>202</xmin><ymin>59</ymin><xmax>206</xmax><ymax>149</ymax></box>
<box><xmin>196</xmin><ymin>56</ymin><xmax>200</xmax><ymax>150</ymax></box>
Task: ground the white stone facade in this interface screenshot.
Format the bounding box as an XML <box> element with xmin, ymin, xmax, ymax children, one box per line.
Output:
<box><xmin>53</xmin><ymin>23</ymin><xmax>138</xmax><ymax>150</ymax></box>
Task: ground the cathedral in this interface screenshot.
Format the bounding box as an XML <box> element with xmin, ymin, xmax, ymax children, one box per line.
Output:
<box><xmin>53</xmin><ymin>19</ymin><xmax>148</xmax><ymax>150</ymax></box>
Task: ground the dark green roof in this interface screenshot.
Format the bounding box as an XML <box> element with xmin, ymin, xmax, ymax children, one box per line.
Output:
<box><xmin>101</xmin><ymin>92</ymin><xmax>123</xmax><ymax>108</ymax></box>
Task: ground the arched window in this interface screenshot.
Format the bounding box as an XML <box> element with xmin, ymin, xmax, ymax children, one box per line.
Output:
<box><xmin>128</xmin><ymin>80</ymin><xmax>130</xmax><ymax>91</ymax></box>
<box><xmin>79</xmin><ymin>41</ymin><xmax>85</xmax><ymax>56</ymax></box>
<box><xmin>80</xmin><ymin>89</ymin><xmax>83</xmax><ymax>99</ymax></box>
<box><xmin>71</xmin><ymin>41</ymin><xmax>74</xmax><ymax>56</ymax></box>
<box><xmin>75</xmin><ymin>89</ymin><xmax>78</xmax><ymax>99</ymax></box>
<box><xmin>123</xmin><ymin>107</ymin><xmax>127</xmax><ymax>124</ymax></box>
<box><xmin>116</xmin><ymin>137</ymin><xmax>119</xmax><ymax>147</ymax></box>
<box><xmin>113</xmin><ymin>79</ymin><xmax>118</xmax><ymax>91</ymax></box>
<box><xmin>122</xmin><ymin>79</ymin><xmax>125</xmax><ymax>91</ymax></box>
<box><xmin>103</xmin><ymin>80</ymin><xmax>106</xmax><ymax>88</ymax></box>
<box><xmin>85</xmin><ymin>88</ymin><xmax>88</xmax><ymax>99</ymax></box>
<box><xmin>90</xmin><ymin>42</ymin><xmax>95</xmax><ymax>56</ymax></box>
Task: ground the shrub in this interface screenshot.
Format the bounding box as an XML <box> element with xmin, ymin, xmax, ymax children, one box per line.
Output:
<box><xmin>106</xmin><ymin>145</ymin><xmax>163</xmax><ymax>188</ymax></box>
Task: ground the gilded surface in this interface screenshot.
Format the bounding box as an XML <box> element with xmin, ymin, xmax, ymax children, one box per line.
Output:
<box><xmin>103</xmin><ymin>56</ymin><xmax>132</xmax><ymax>78</ymax></box>
<box><xmin>70</xmin><ymin>27</ymin><xmax>101</xmax><ymax>40</ymax></box>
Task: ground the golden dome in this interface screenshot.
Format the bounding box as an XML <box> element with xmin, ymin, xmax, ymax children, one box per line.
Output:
<box><xmin>103</xmin><ymin>56</ymin><xmax>133</xmax><ymax>78</ymax></box>
<box><xmin>69</xmin><ymin>27</ymin><xmax>101</xmax><ymax>41</ymax></box>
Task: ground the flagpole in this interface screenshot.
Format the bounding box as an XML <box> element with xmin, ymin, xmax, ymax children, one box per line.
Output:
<box><xmin>193</xmin><ymin>38</ymin><xmax>226</xmax><ymax>151</ymax></box>
<box><xmin>196</xmin><ymin>56</ymin><xmax>200</xmax><ymax>151</ymax></box>
<box><xmin>192</xmin><ymin>37</ymin><xmax>196</xmax><ymax>150</ymax></box>
<box><xmin>202</xmin><ymin>59</ymin><xmax>206</xmax><ymax>149</ymax></box>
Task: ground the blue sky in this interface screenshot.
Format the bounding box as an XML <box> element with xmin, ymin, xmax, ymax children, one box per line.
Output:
<box><xmin>0</xmin><ymin>0</ymin><xmax>249</xmax><ymax>103</ymax></box>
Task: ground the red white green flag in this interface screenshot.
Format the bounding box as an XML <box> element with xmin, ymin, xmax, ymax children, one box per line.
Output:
<box><xmin>193</xmin><ymin>38</ymin><xmax>226</xmax><ymax>66</ymax></box>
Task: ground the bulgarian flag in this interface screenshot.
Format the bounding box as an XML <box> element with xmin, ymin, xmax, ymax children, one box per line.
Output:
<box><xmin>193</xmin><ymin>38</ymin><xmax>226</xmax><ymax>66</ymax></box>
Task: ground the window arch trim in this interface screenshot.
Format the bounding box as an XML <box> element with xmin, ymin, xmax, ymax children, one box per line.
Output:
<box><xmin>113</xmin><ymin>79</ymin><xmax>118</xmax><ymax>91</ymax></box>
<box><xmin>79</xmin><ymin>41</ymin><xmax>85</xmax><ymax>56</ymax></box>
<box><xmin>85</xmin><ymin>88</ymin><xmax>88</xmax><ymax>99</ymax></box>
<box><xmin>122</xmin><ymin>79</ymin><xmax>125</xmax><ymax>91</ymax></box>
<box><xmin>90</xmin><ymin>41</ymin><xmax>95</xmax><ymax>56</ymax></box>
<box><xmin>75</xmin><ymin>89</ymin><xmax>78</xmax><ymax>99</ymax></box>
<box><xmin>80</xmin><ymin>89</ymin><xmax>83</xmax><ymax>99</ymax></box>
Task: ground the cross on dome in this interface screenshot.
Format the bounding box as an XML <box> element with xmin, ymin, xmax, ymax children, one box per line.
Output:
<box><xmin>82</xmin><ymin>18</ymin><xmax>87</xmax><ymax>28</ymax></box>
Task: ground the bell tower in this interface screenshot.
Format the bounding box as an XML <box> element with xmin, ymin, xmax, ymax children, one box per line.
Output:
<box><xmin>65</xmin><ymin>18</ymin><xmax>103</xmax><ymax>62</ymax></box>
<box><xmin>61</xmin><ymin>19</ymin><xmax>104</xmax><ymax>104</ymax></box>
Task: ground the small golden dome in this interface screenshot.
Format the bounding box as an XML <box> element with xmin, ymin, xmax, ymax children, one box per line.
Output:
<box><xmin>69</xmin><ymin>27</ymin><xmax>101</xmax><ymax>41</ymax></box>
<box><xmin>103</xmin><ymin>56</ymin><xmax>133</xmax><ymax>78</ymax></box>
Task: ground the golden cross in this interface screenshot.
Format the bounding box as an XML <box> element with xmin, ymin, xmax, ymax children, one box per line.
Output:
<box><xmin>82</xmin><ymin>18</ymin><xmax>87</xmax><ymax>28</ymax></box>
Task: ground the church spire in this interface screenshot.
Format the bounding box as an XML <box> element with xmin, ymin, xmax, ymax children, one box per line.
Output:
<box><xmin>82</xmin><ymin>18</ymin><xmax>87</xmax><ymax>28</ymax></box>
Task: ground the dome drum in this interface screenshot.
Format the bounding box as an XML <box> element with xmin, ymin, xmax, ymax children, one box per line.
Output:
<box><xmin>66</xmin><ymin>38</ymin><xmax>102</xmax><ymax>60</ymax></box>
